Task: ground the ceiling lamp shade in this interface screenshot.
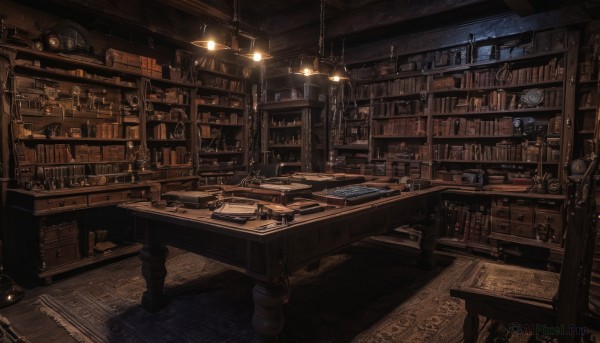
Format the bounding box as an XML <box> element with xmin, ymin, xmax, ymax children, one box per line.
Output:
<box><xmin>328</xmin><ymin>63</ymin><xmax>351</xmax><ymax>82</ymax></box>
<box><xmin>291</xmin><ymin>55</ymin><xmax>328</xmax><ymax>76</ymax></box>
<box><xmin>239</xmin><ymin>35</ymin><xmax>272</xmax><ymax>62</ymax></box>
<box><xmin>191</xmin><ymin>23</ymin><xmax>231</xmax><ymax>51</ymax></box>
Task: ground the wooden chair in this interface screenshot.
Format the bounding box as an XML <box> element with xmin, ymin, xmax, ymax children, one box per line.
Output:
<box><xmin>451</xmin><ymin>149</ymin><xmax>600</xmax><ymax>343</ymax></box>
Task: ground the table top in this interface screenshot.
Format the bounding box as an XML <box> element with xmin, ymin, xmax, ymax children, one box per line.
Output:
<box><xmin>121</xmin><ymin>185</ymin><xmax>447</xmax><ymax>241</ymax></box>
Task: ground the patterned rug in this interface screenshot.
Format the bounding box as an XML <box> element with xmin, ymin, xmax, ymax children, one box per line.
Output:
<box><xmin>33</xmin><ymin>245</ymin><xmax>554</xmax><ymax>342</ymax></box>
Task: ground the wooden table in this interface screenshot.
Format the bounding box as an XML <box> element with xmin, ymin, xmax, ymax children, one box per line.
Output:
<box><xmin>122</xmin><ymin>186</ymin><xmax>446</xmax><ymax>338</ymax></box>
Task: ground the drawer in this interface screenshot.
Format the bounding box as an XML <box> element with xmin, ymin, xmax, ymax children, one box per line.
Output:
<box><xmin>491</xmin><ymin>205</ymin><xmax>510</xmax><ymax>219</ymax></box>
<box><xmin>535</xmin><ymin>210</ymin><xmax>564</xmax><ymax>244</ymax></box>
<box><xmin>88</xmin><ymin>190</ymin><xmax>133</xmax><ymax>206</ymax></box>
<box><xmin>511</xmin><ymin>208</ymin><xmax>534</xmax><ymax>224</ymax></box>
<box><xmin>41</xmin><ymin>221</ymin><xmax>79</xmax><ymax>243</ymax></box>
<box><xmin>511</xmin><ymin>199</ymin><xmax>533</xmax><ymax>224</ymax></box>
<box><xmin>41</xmin><ymin>236</ymin><xmax>80</xmax><ymax>270</ymax></box>
<box><xmin>491</xmin><ymin>219</ymin><xmax>511</xmax><ymax>234</ymax></box>
<box><xmin>491</xmin><ymin>197</ymin><xmax>510</xmax><ymax>208</ymax></box>
<box><xmin>34</xmin><ymin>195</ymin><xmax>88</xmax><ymax>214</ymax></box>
<box><xmin>491</xmin><ymin>198</ymin><xmax>510</xmax><ymax>219</ymax></box>
<box><xmin>535</xmin><ymin>199</ymin><xmax>561</xmax><ymax>211</ymax></box>
<box><xmin>511</xmin><ymin>222</ymin><xmax>535</xmax><ymax>239</ymax></box>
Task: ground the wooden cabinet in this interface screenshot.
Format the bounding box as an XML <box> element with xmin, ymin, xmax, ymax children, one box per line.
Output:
<box><xmin>260</xmin><ymin>64</ymin><xmax>327</xmax><ymax>173</ymax></box>
<box><xmin>260</xmin><ymin>100</ymin><xmax>325</xmax><ymax>174</ymax></box>
<box><xmin>0</xmin><ymin>4</ymin><xmax>251</xmax><ymax>281</ymax></box>
<box><xmin>194</xmin><ymin>57</ymin><xmax>248</xmax><ymax>180</ymax></box>
<box><xmin>6</xmin><ymin>184</ymin><xmax>149</xmax><ymax>283</ymax></box>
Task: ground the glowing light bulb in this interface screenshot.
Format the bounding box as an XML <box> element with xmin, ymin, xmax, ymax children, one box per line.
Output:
<box><xmin>332</xmin><ymin>75</ymin><xmax>340</xmax><ymax>82</ymax></box>
<box><xmin>207</xmin><ymin>41</ymin><xmax>216</xmax><ymax>50</ymax></box>
<box><xmin>253</xmin><ymin>52</ymin><xmax>262</xmax><ymax>62</ymax></box>
<box><xmin>303</xmin><ymin>68</ymin><xmax>311</xmax><ymax>76</ymax></box>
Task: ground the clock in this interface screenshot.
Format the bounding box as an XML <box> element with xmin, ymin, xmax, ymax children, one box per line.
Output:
<box><xmin>547</xmin><ymin>178</ymin><xmax>561</xmax><ymax>195</ymax></box>
<box><xmin>44</xmin><ymin>33</ymin><xmax>61</xmax><ymax>51</ymax></box>
<box><xmin>513</xmin><ymin>118</ymin><xmax>523</xmax><ymax>135</ymax></box>
<box><xmin>522</xmin><ymin>88</ymin><xmax>544</xmax><ymax>107</ymax></box>
<box><xmin>45</xmin><ymin>21</ymin><xmax>92</xmax><ymax>53</ymax></box>
<box><xmin>570</xmin><ymin>159</ymin><xmax>586</xmax><ymax>176</ymax></box>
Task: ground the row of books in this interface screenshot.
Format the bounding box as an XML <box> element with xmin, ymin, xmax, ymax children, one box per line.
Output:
<box><xmin>194</xmin><ymin>56</ymin><xmax>232</xmax><ymax>74</ymax></box>
<box><xmin>432</xmin><ymin>143</ymin><xmax>560</xmax><ymax>162</ymax></box>
<box><xmin>373</xmin><ymin>118</ymin><xmax>427</xmax><ymax>136</ymax></box>
<box><xmin>432</xmin><ymin>88</ymin><xmax>563</xmax><ymax>113</ymax></box>
<box><xmin>462</xmin><ymin>60</ymin><xmax>563</xmax><ymax>89</ymax></box>
<box><xmin>151</xmin><ymin>147</ymin><xmax>189</xmax><ymax>165</ymax></box>
<box><xmin>371</xmin><ymin>99</ymin><xmax>425</xmax><ymax>117</ymax></box>
<box><xmin>433</xmin><ymin>117</ymin><xmax>514</xmax><ymax>137</ymax></box>
<box><xmin>439</xmin><ymin>201</ymin><xmax>491</xmax><ymax>243</ymax></box>
<box><xmin>198</xmin><ymin>76</ymin><xmax>244</xmax><ymax>93</ymax></box>
<box><xmin>355</xmin><ymin>76</ymin><xmax>426</xmax><ymax>99</ymax></box>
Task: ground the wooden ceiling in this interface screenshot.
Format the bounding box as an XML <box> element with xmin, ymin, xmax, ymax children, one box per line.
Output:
<box><xmin>11</xmin><ymin>0</ymin><xmax>599</xmax><ymax>59</ymax></box>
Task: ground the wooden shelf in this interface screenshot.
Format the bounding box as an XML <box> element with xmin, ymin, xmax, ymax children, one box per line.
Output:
<box><xmin>372</xmin><ymin>135</ymin><xmax>427</xmax><ymax>139</ymax></box>
<box><xmin>38</xmin><ymin>244</ymin><xmax>141</xmax><ymax>280</ymax></box>
<box><xmin>371</xmin><ymin>158</ymin><xmax>422</xmax><ymax>163</ymax></box>
<box><xmin>197</xmin><ymin>151</ymin><xmax>243</xmax><ymax>156</ymax></box>
<box><xmin>147</xmin><ymin>139</ymin><xmax>187</xmax><ymax>142</ymax></box>
<box><xmin>333</xmin><ymin>144</ymin><xmax>369</xmax><ymax>150</ymax></box>
<box><xmin>372</xmin><ymin>114</ymin><xmax>427</xmax><ymax>120</ymax></box>
<box><xmin>194</xmin><ymin>67</ymin><xmax>242</xmax><ymax>80</ymax></box>
<box><xmin>431</xmin><ymin>107</ymin><xmax>563</xmax><ymax>116</ymax></box>
<box><xmin>260</xmin><ymin>100</ymin><xmax>325</xmax><ymax>110</ymax></box>
<box><xmin>269</xmin><ymin>144</ymin><xmax>302</xmax><ymax>148</ymax></box>
<box><xmin>443</xmin><ymin>187</ymin><xmax>566</xmax><ymax>200</ymax></box>
<box><xmin>433</xmin><ymin>135</ymin><xmax>533</xmax><ymax>139</ymax></box>
<box><xmin>488</xmin><ymin>232</ymin><xmax>563</xmax><ymax>253</ymax></box>
<box><xmin>147</xmin><ymin>119</ymin><xmax>191</xmax><ymax>124</ymax></box>
<box><xmin>147</xmin><ymin>100</ymin><xmax>189</xmax><ymax>107</ymax></box>
<box><xmin>268</xmin><ymin>124</ymin><xmax>302</xmax><ymax>129</ymax></box>
<box><xmin>197</xmin><ymin>122</ymin><xmax>244</xmax><ymax>127</ymax></box>
<box><xmin>436</xmin><ymin>237</ymin><xmax>492</xmax><ymax>253</ymax></box>
<box><xmin>14</xmin><ymin>64</ymin><xmax>137</xmax><ymax>89</ymax></box>
<box><xmin>196</xmin><ymin>85</ymin><xmax>246</xmax><ymax>95</ymax></box>
<box><xmin>431</xmin><ymin>79</ymin><xmax>562</xmax><ymax>94</ymax></box>
<box><xmin>354</xmin><ymin>91</ymin><xmax>423</xmax><ymax>102</ymax></box>
<box><xmin>18</xmin><ymin>137</ymin><xmax>139</xmax><ymax>143</ymax></box>
<box><xmin>434</xmin><ymin>159</ymin><xmax>559</xmax><ymax>165</ymax></box>
<box><xmin>196</xmin><ymin>103</ymin><xmax>245</xmax><ymax>111</ymax></box>
<box><xmin>35</xmin><ymin>160</ymin><xmax>132</xmax><ymax>166</ymax></box>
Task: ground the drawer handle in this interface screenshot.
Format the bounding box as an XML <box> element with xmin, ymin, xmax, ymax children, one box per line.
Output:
<box><xmin>518</xmin><ymin>214</ymin><xmax>524</xmax><ymax>221</ymax></box>
<box><xmin>59</xmin><ymin>201</ymin><xmax>65</xmax><ymax>207</ymax></box>
<box><xmin>546</xmin><ymin>215</ymin><xmax>553</xmax><ymax>222</ymax></box>
<box><xmin>105</xmin><ymin>195</ymin><xmax>111</xmax><ymax>200</ymax></box>
<box><xmin>72</xmin><ymin>200</ymin><xmax>77</xmax><ymax>205</ymax></box>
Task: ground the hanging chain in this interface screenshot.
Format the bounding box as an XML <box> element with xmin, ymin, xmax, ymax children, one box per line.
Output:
<box><xmin>319</xmin><ymin>0</ymin><xmax>325</xmax><ymax>56</ymax></box>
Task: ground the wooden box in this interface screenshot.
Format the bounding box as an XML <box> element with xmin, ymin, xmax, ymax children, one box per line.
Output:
<box><xmin>491</xmin><ymin>218</ymin><xmax>511</xmax><ymax>234</ymax></box>
<box><xmin>491</xmin><ymin>198</ymin><xmax>510</xmax><ymax>219</ymax></box>
<box><xmin>535</xmin><ymin>210</ymin><xmax>563</xmax><ymax>244</ymax></box>
<box><xmin>510</xmin><ymin>200</ymin><xmax>533</xmax><ymax>224</ymax></box>
<box><xmin>40</xmin><ymin>221</ymin><xmax>80</xmax><ymax>270</ymax></box>
<box><xmin>511</xmin><ymin>222</ymin><xmax>535</xmax><ymax>238</ymax></box>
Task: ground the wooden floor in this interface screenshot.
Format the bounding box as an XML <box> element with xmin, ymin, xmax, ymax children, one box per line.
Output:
<box><xmin>0</xmin><ymin>246</ymin><xmax>597</xmax><ymax>343</ymax></box>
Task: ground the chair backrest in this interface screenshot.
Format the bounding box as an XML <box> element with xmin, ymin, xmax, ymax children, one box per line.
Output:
<box><xmin>555</xmin><ymin>144</ymin><xmax>599</xmax><ymax>339</ymax></box>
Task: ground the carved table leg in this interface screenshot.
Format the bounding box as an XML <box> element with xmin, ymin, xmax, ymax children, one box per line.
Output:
<box><xmin>252</xmin><ymin>282</ymin><xmax>286</xmax><ymax>340</ymax></box>
<box><xmin>140</xmin><ymin>242</ymin><xmax>169</xmax><ymax>312</ymax></box>
<box><xmin>463</xmin><ymin>311</ymin><xmax>479</xmax><ymax>343</ymax></box>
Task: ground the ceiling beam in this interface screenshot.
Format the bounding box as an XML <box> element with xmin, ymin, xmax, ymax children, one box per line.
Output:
<box><xmin>342</xmin><ymin>6</ymin><xmax>589</xmax><ymax>65</ymax></box>
<box><xmin>268</xmin><ymin>0</ymin><xmax>493</xmax><ymax>53</ymax></box>
<box><xmin>503</xmin><ymin>0</ymin><xmax>537</xmax><ymax>16</ymax></box>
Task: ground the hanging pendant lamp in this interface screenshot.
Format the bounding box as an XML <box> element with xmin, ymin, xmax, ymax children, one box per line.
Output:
<box><xmin>191</xmin><ymin>23</ymin><xmax>231</xmax><ymax>51</ymax></box>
